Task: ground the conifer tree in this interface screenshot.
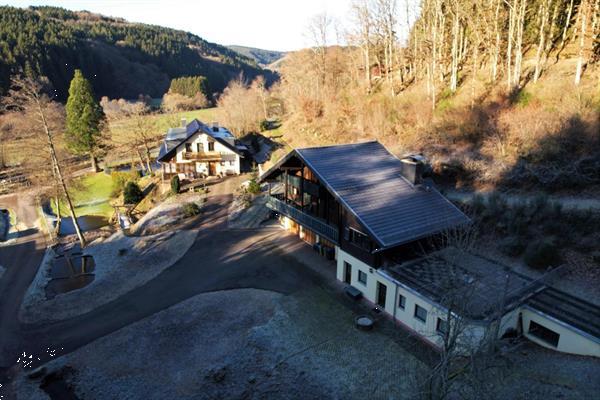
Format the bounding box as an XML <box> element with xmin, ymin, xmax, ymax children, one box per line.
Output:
<box><xmin>65</xmin><ymin>69</ymin><xmax>105</xmax><ymax>171</ymax></box>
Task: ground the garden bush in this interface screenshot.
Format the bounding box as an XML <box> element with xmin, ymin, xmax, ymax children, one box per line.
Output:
<box><xmin>524</xmin><ymin>239</ymin><xmax>562</xmax><ymax>270</ymax></box>
<box><xmin>247</xmin><ymin>178</ymin><xmax>261</xmax><ymax>194</ymax></box>
<box><xmin>182</xmin><ymin>202</ymin><xmax>201</xmax><ymax>217</ymax></box>
<box><xmin>171</xmin><ymin>175</ymin><xmax>180</xmax><ymax>195</ymax></box>
<box><xmin>499</xmin><ymin>236</ymin><xmax>527</xmax><ymax>257</ymax></box>
<box><xmin>123</xmin><ymin>181</ymin><xmax>143</xmax><ymax>204</ymax></box>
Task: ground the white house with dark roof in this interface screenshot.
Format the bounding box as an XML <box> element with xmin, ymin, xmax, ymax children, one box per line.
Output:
<box><xmin>259</xmin><ymin>141</ymin><xmax>600</xmax><ymax>357</ymax></box>
<box><xmin>157</xmin><ymin>119</ymin><xmax>249</xmax><ymax>181</ymax></box>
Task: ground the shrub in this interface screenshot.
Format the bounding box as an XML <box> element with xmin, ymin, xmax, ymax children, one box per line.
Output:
<box><xmin>524</xmin><ymin>239</ymin><xmax>562</xmax><ymax>270</ymax></box>
<box><xmin>170</xmin><ymin>175</ymin><xmax>180</xmax><ymax>195</ymax></box>
<box><xmin>123</xmin><ymin>181</ymin><xmax>143</xmax><ymax>204</ymax></box>
<box><xmin>182</xmin><ymin>202</ymin><xmax>201</xmax><ymax>217</ymax></box>
<box><xmin>499</xmin><ymin>236</ymin><xmax>527</xmax><ymax>257</ymax></box>
<box><xmin>260</xmin><ymin>119</ymin><xmax>270</xmax><ymax>131</ymax></box>
<box><xmin>247</xmin><ymin>178</ymin><xmax>261</xmax><ymax>194</ymax></box>
<box><xmin>111</xmin><ymin>171</ymin><xmax>130</xmax><ymax>197</ymax></box>
<box><xmin>509</xmin><ymin>88</ymin><xmax>532</xmax><ymax>107</ymax></box>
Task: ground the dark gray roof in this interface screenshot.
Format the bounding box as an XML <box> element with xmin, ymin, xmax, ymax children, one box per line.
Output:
<box><xmin>383</xmin><ymin>249</ymin><xmax>537</xmax><ymax>320</ymax></box>
<box><xmin>157</xmin><ymin>119</ymin><xmax>243</xmax><ymax>162</ymax></box>
<box><xmin>262</xmin><ymin>141</ymin><xmax>469</xmax><ymax>249</ymax></box>
<box><xmin>527</xmin><ymin>288</ymin><xmax>600</xmax><ymax>339</ymax></box>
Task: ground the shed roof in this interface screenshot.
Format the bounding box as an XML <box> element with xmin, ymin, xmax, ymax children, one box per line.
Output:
<box><xmin>260</xmin><ymin>141</ymin><xmax>469</xmax><ymax>249</ymax></box>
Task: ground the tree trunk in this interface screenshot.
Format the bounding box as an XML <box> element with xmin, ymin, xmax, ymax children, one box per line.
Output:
<box><xmin>143</xmin><ymin>142</ymin><xmax>153</xmax><ymax>175</ymax></box>
<box><xmin>575</xmin><ymin>0</ymin><xmax>590</xmax><ymax>85</ymax></box>
<box><xmin>533</xmin><ymin>0</ymin><xmax>549</xmax><ymax>83</ymax></box>
<box><xmin>506</xmin><ymin>0</ymin><xmax>515</xmax><ymax>90</ymax></box>
<box><xmin>90</xmin><ymin>153</ymin><xmax>99</xmax><ymax>172</ymax></box>
<box><xmin>38</xmin><ymin>104</ymin><xmax>86</xmax><ymax>247</ymax></box>
<box><xmin>491</xmin><ymin>0</ymin><xmax>501</xmax><ymax>82</ymax></box>
<box><xmin>513</xmin><ymin>0</ymin><xmax>527</xmax><ymax>89</ymax></box>
<box><xmin>450</xmin><ymin>5</ymin><xmax>460</xmax><ymax>92</ymax></box>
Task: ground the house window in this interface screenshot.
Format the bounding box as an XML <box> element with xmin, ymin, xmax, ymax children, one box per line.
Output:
<box><xmin>436</xmin><ymin>318</ymin><xmax>448</xmax><ymax>335</ymax></box>
<box><xmin>229</xmin><ymin>160</ymin><xmax>235</xmax><ymax>166</ymax></box>
<box><xmin>196</xmin><ymin>143</ymin><xmax>203</xmax><ymax>152</ymax></box>
<box><xmin>185</xmin><ymin>143</ymin><xmax>192</xmax><ymax>152</ymax></box>
<box><xmin>358</xmin><ymin>270</ymin><xmax>367</xmax><ymax>285</ymax></box>
<box><xmin>414</xmin><ymin>304</ymin><xmax>427</xmax><ymax>323</ymax></box>
<box><xmin>208</xmin><ymin>142</ymin><xmax>215</xmax><ymax>151</ymax></box>
<box><xmin>528</xmin><ymin>321</ymin><xmax>560</xmax><ymax>347</ymax></box>
<box><xmin>398</xmin><ymin>294</ymin><xmax>406</xmax><ymax>309</ymax></box>
<box><xmin>344</xmin><ymin>227</ymin><xmax>372</xmax><ymax>251</ymax></box>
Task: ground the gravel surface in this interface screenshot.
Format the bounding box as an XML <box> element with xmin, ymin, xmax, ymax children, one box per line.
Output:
<box><xmin>15</xmin><ymin>287</ymin><xmax>428</xmax><ymax>400</ymax></box>
<box><xmin>228</xmin><ymin>194</ymin><xmax>271</xmax><ymax>229</ymax></box>
<box><xmin>19</xmin><ymin>228</ymin><xmax>198</xmax><ymax>324</ymax></box>
<box><xmin>131</xmin><ymin>192</ymin><xmax>207</xmax><ymax>235</ymax></box>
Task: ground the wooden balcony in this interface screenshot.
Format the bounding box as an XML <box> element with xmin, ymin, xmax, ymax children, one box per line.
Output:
<box><xmin>267</xmin><ymin>196</ymin><xmax>339</xmax><ymax>244</ymax></box>
<box><xmin>184</xmin><ymin>151</ymin><xmax>227</xmax><ymax>161</ymax></box>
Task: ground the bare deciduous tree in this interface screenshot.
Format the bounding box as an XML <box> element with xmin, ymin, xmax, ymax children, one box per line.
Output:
<box><xmin>2</xmin><ymin>76</ymin><xmax>86</xmax><ymax>247</ymax></box>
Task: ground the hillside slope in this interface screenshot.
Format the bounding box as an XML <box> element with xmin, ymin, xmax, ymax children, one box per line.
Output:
<box><xmin>0</xmin><ymin>6</ymin><xmax>275</xmax><ymax>100</ymax></box>
<box><xmin>227</xmin><ymin>45</ymin><xmax>285</xmax><ymax>68</ymax></box>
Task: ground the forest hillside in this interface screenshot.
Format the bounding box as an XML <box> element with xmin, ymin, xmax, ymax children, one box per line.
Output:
<box><xmin>273</xmin><ymin>0</ymin><xmax>600</xmax><ymax>193</ymax></box>
<box><xmin>227</xmin><ymin>45</ymin><xmax>286</xmax><ymax>67</ymax></box>
<box><xmin>0</xmin><ymin>6</ymin><xmax>274</xmax><ymax>100</ymax></box>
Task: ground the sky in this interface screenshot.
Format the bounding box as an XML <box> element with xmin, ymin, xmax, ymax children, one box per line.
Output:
<box><xmin>2</xmin><ymin>0</ymin><xmax>369</xmax><ymax>51</ymax></box>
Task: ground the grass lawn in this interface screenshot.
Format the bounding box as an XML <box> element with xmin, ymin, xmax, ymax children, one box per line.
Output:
<box><xmin>109</xmin><ymin>108</ymin><xmax>218</xmax><ymax>143</ymax></box>
<box><xmin>53</xmin><ymin>173</ymin><xmax>114</xmax><ymax>218</ymax></box>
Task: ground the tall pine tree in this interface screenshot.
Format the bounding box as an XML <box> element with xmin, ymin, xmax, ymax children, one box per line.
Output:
<box><xmin>65</xmin><ymin>69</ymin><xmax>105</xmax><ymax>171</ymax></box>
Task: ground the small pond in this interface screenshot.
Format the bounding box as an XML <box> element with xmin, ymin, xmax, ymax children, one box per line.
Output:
<box><xmin>41</xmin><ymin>200</ymin><xmax>109</xmax><ymax>235</ymax></box>
<box><xmin>58</xmin><ymin>215</ymin><xmax>108</xmax><ymax>236</ymax></box>
<box><xmin>45</xmin><ymin>244</ymin><xmax>95</xmax><ymax>300</ymax></box>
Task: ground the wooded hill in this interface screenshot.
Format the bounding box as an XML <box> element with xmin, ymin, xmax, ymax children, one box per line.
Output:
<box><xmin>0</xmin><ymin>6</ymin><xmax>274</xmax><ymax>100</ymax></box>
<box><xmin>227</xmin><ymin>45</ymin><xmax>286</xmax><ymax>68</ymax></box>
<box><xmin>275</xmin><ymin>0</ymin><xmax>600</xmax><ymax>192</ymax></box>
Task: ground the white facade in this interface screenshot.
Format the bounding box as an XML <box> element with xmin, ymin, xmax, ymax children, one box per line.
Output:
<box><xmin>165</xmin><ymin>131</ymin><xmax>241</xmax><ymax>177</ymax></box>
<box><xmin>336</xmin><ymin>248</ymin><xmax>487</xmax><ymax>350</ymax></box>
<box><xmin>335</xmin><ymin>247</ymin><xmax>600</xmax><ymax>357</ymax></box>
<box><xmin>520</xmin><ymin>306</ymin><xmax>600</xmax><ymax>357</ymax></box>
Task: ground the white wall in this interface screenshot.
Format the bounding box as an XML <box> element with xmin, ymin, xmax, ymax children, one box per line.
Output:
<box><xmin>174</xmin><ymin>132</ymin><xmax>241</xmax><ymax>175</ymax></box>
<box><xmin>521</xmin><ymin>306</ymin><xmax>600</xmax><ymax>357</ymax></box>
<box><xmin>336</xmin><ymin>248</ymin><xmax>487</xmax><ymax>350</ymax></box>
<box><xmin>336</xmin><ymin>247</ymin><xmax>600</xmax><ymax>358</ymax></box>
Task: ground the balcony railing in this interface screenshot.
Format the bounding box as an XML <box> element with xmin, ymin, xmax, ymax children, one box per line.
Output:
<box><xmin>184</xmin><ymin>151</ymin><xmax>232</xmax><ymax>161</ymax></box>
<box><xmin>267</xmin><ymin>196</ymin><xmax>339</xmax><ymax>244</ymax></box>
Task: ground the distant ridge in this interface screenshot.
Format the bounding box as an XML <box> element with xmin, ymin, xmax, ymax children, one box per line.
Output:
<box><xmin>227</xmin><ymin>45</ymin><xmax>286</xmax><ymax>68</ymax></box>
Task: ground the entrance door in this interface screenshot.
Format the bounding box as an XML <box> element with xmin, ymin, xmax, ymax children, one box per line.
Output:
<box><xmin>376</xmin><ymin>282</ymin><xmax>387</xmax><ymax>308</ymax></box>
<box><xmin>208</xmin><ymin>162</ymin><xmax>217</xmax><ymax>176</ymax></box>
<box><xmin>344</xmin><ymin>262</ymin><xmax>352</xmax><ymax>284</ymax></box>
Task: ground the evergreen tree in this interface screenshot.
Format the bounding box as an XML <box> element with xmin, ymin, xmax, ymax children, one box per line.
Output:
<box><xmin>65</xmin><ymin>69</ymin><xmax>105</xmax><ymax>171</ymax></box>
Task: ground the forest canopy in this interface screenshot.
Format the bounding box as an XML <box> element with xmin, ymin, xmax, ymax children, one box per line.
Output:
<box><xmin>0</xmin><ymin>6</ymin><xmax>274</xmax><ymax>100</ymax></box>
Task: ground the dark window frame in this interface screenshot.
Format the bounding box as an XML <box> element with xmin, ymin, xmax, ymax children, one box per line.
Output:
<box><xmin>528</xmin><ymin>320</ymin><xmax>560</xmax><ymax>347</ymax></box>
<box><xmin>358</xmin><ymin>270</ymin><xmax>367</xmax><ymax>285</ymax></box>
<box><xmin>344</xmin><ymin>227</ymin><xmax>372</xmax><ymax>252</ymax></box>
<box><xmin>398</xmin><ymin>294</ymin><xmax>406</xmax><ymax>309</ymax></box>
<box><xmin>208</xmin><ymin>141</ymin><xmax>215</xmax><ymax>151</ymax></box>
<box><xmin>414</xmin><ymin>304</ymin><xmax>427</xmax><ymax>323</ymax></box>
<box><xmin>436</xmin><ymin>318</ymin><xmax>448</xmax><ymax>335</ymax></box>
<box><xmin>185</xmin><ymin>143</ymin><xmax>192</xmax><ymax>152</ymax></box>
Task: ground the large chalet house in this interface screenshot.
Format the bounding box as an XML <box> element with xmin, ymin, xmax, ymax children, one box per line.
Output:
<box><xmin>259</xmin><ymin>141</ymin><xmax>600</xmax><ymax>357</ymax></box>
<box><xmin>157</xmin><ymin>119</ymin><xmax>249</xmax><ymax>181</ymax></box>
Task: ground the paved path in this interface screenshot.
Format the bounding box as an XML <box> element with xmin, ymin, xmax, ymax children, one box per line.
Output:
<box><xmin>0</xmin><ymin>188</ymin><xmax>328</xmax><ymax>397</ymax></box>
<box><xmin>0</xmin><ymin>193</ymin><xmax>47</xmax><ymax>379</ymax></box>
<box><xmin>445</xmin><ymin>189</ymin><xmax>600</xmax><ymax>211</ymax></box>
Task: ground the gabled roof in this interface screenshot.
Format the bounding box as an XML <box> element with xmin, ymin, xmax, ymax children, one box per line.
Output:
<box><xmin>259</xmin><ymin>141</ymin><xmax>470</xmax><ymax>250</ymax></box>
<box><xmin>157</xmin><ymin>119</ymin><xmax>243</xmax><ymax>162</ymax></box>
